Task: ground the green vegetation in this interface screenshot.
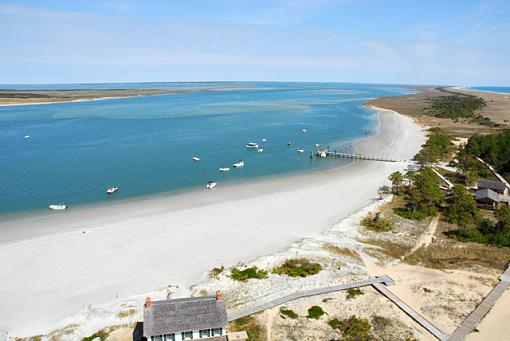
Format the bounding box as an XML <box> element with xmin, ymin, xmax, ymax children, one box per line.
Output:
<box><xmin>389</xmin><ymin>171</ymin><xmax>404</xmax><ymax>194</ymax></box>
<box><xmin>346</xmin><ymin>288</ymin><xmax>364</xmax><ymax>299</ymax></box>
<box><xmin>81</xmin><ymin>330</ymin><xmax>109</xmax><ymax>341</ymax></box>
<box><xmin>230</xmin><ymin>316</ymin><xmax>264</xmax><ymax>341</ymax></box>
<box><xmin>414</xmin><ymin>129</ymin><xmax>453</xmax><ymax>165</ymax></box>
<box><xmin>329</xmin><ymin>316</ymin><xmax>373</xmax><ymax>341</ymax></box>
<box><xmin>279</xmin><ymin>308</ymin><xmax>298</xmax><ymax>319</ymax></box>
<box><xmin>456</xmin><ymin>152</ymin><xmax>495</xmax><ymax>185</ymax></box>
<box><xmin>427</xmin><ymin>95</ymin><xmax>486</xmax><ymax>120</ymax></box>
<box><xmin>361</xmin><ymin>212</ymin><xmax>394</xmax><ymax>232</ymax></box>
<box><xmin>307</xmin><ymin>305</ymin><xmax>325</xmax><ymax>319</ymax></box>
<box><xmin>443</xmin><ymin>185</ymin><xmax>479</xmax><ymax>228</ymax></box>
<box><xmin>465</xmin><ymin>130</ymin><xmax>510</xmax><ymax>179</ymax></box>
<box><xmin>208</xmin><ymin>265</ymin><xmax>224</xmax><ymax>279</ymax></box>
<box><xmin>272</xmin><ymin>258</ymin><xmax>322</xmax><ymax>277</ymax></box>
<box><xmin>395</xmin><ymin>168</ymin><xmax>443</xmax><ymax>219</ymax></box>
<box><xmin>0</xmin><ymin>92</ymin><xmax>51</xmax><ymax>99</ymax></box>
<box><xmin>446</xmin><ymin>206</ymin><xmax>510</xmax><ymax>248</ymax></box>
<box><xmin>393</xmin><ymin>207</ymin><xmax>428</xmax><ymax>221</ymax></box>
<box><xmin>230</xmin><ymin>266</ymin><xmax>268</xmax><ymax>282</ymax></box>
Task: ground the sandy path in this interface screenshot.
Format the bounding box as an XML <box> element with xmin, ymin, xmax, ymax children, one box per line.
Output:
<box><xmin>0</xmin><ymin>109</ymin><xmax>425</xmax><ymax>337</ymax></box>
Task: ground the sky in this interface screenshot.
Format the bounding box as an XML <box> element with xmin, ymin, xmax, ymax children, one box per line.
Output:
<box><xmin>0</xmin><ymin>0</ymin><xmax>509</xmax><ymax>85</ymax></box>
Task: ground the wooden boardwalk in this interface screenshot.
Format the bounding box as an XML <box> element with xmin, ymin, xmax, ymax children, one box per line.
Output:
<box><xmin>372</xmin><ymin>282</ymin><xmax>449</xmax><ymax>341</ymax></box>
<box><xmin>449</xmin><ymin>265</ymin><xmax>510</xmax><ymax>341</ymax></box>
<box><xmin>320</xmin><ymin>151</ymin><xmax>401</xmax><ymax>163</ymax></box>
<box><xmin>227</xmin><ymin>275</ymin><xmax>394</xmax><ymax>321</ymax></box>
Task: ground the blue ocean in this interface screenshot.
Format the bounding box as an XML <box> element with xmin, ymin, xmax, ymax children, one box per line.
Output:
<box><xmin>470</xmin><ymin>86</ymin><xmax>510</xmax><ymax>94</ymax></box>
<box><xmin>0</xmin><ymin>82</ymin><xmax>412</xmax><ymax>215</ymax></box>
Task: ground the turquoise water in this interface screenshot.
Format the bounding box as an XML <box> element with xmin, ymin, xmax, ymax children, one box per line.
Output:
<box><xmin>470</xmin><ymin>86</ymin><xmax>510</xmax><ymax>94</ymax></box>
<box><xmin>0</xmin><ymin>82</ymin><xmax>411</xmax><ymax>214</ymax></box>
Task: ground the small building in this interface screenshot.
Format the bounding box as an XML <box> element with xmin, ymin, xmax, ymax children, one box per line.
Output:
<box><xmin>143</xmin><ymin>291</ymin><xmax>229</xmax><ymax>341</ymax></box>
<box><xmin>477</xmin><ymin>179</ymin><xmax>509</xmax><ymax>196</ymax></box>
<box><xmin>475</xmin><ymin>188</ymin><xmax>510</xmax><ymax>209</ymax></box>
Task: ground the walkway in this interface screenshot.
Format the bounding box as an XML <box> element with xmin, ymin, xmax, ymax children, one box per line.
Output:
<box><xmin>227</xmin><ymin>275</ymin><xmax>394</xmax><ymax>321</ymax></box>
<box><xmin>432</xmin><ymin>167</ymin><xmax>454</xmax><ymax>189</ymax></box>
<box><xmin>476</xmin><ymin>157</ymin><xmax>510</xmax><ymax>191</ymax></box>
<box><xmin>372</xmin><ymin>282</ymin><xmax>449</xmax><ymax>341</ymax></box>
<box><xmin>228</xmin><ymin>274</ymin><xmax>447</xmax><ymax>341</ymax></box>
<box><xmin>449</xmin><ymin>265</ymin><xmax>510</xmax><ymax>341</ymax></box>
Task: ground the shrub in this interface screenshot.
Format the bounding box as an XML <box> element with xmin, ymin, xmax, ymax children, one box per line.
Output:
<box><xmin>272</xmin><ymin>258</ymin><xmax>322</xmax><ymax>277</ymax></box>
<box><xmin>307</xmin><ymin>306</ymin><xmax>325</xmax><ymax>319</ymax></box>
<box><xmin>393</xmin><ymin>208</ymin><xmax>428</xmax><ymax>221</ymax></box>
<box><xmin>346</xmin><ymin>288</ymin><xmax>364</xmax><ymax>300</ymax></box>
<box><xmin>361</xmin><ymin>213</ymin><xmax>394</xmax><ymax>232</ymax></box>
<box><xmin>230</xmin><ymin>266</ymin><xmax>268</xmax><ymax>282</ymax></box>
<box><xmin>208</xmin><ymin>266</ymin><xmax>224</xmax><ymax>279</ymax></box>
<box><xmin>335</xmin><ymin>316</ymin><xmax>372</xmax><ymax>340</ymax></box>
<box><xmin>280</xmin><ymin>308</ymin><xmax>298</xmax><ymax>319</ymax></box>
<box><xmin>82</xmin><ymin>330</ymin><xmax>109</xmax><ymax>341</ymax></box>
<box><xmin>329</xmin><ymin>318</ymin><xmax>341</xmax><ymax>329</ymax></box>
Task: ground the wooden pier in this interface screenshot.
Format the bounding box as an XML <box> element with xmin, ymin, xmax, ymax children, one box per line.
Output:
<box><xmin>315</xmin><ymin>150</ymin><xmax>401</xmax><ymax>163</ymax></box>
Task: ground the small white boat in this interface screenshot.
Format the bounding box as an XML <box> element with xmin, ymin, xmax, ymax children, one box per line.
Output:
<box><xmin>297</xmin><ymin>149</ymin><xmax>304</xmax><ymax>153</ymax></box>
<box><xmin>49</xmin><ymin>204</ymin><xmax>67</xmax><ymax>211</ymax></box>
<box><xmin>262</xmin><ymin>138</ymin><xmax>267</xmax><ymax>142</ymax></box>
<box><xmin>219</xmin><ymin>167</ymin><xmax>230</xmax><ymax>172</ymax></box>
<box><xmin>23</xmin><ymin>135</ymin><xmax>31</xmax><ymax>139</ymax></box>
<box><xmin>192</xmin><ymin>156</ymin><xmax>201</xmax><ymax>162</ymax></box>
<box><xmin>315</xmin><ymin>143</ymin><xmax>320</xmax><ymax>148</ymax></box>
<box><xmin>206</xmin><ymin>181</ymin><xmax>217</xmax><ymax>189</ymax></box>
<box><xmin>233</xmin><ymin>160</ymin><xmax>245</xmax><ymax>168</ymax></box>
<box><xmin>246</xmin><ymin>142</ymin><xmax>259</xmax><ymax>149</ymax></box>
<box><xmin>106</xmin><ymin>186</ymin><xmax>118</xmax><ymax>194</ymax></box>
<box><xmin>287</xmin><ymin>141</ymin><xmax>292</xmax><ymax>146</ymax></box>
<box><xmin>301</xmin><ymin>128</ymin><xmax>307</xmax><ymax>133</ymax></box>
<box><xmin>257</xmin><ymin>148</ymin><xmax>264</xmax><ymax>153</ymax></box>
<box><xmin>320</xmin><ymin>151</ymin><xmax>327</xmax><ymax>158</ymax></box>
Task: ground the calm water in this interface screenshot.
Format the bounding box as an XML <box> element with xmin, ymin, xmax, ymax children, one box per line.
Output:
<box><xmin>470</xmin><ymin>86</ymin><xmax>510</xmax><ymax>94</ymax></box>
<box><xmin>0</xmin><ymin>82</ymin><xmax>411</xmax><ymax>214</ymax></box>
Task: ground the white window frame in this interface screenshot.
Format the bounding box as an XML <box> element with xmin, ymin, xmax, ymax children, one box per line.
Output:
<box><xmin>182</xmin><ymin>331</ymin><xmax>193</xmax><ymax>340</ymax></box>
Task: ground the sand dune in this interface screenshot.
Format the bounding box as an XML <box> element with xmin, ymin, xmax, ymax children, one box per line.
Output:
<box><xmin>0</xmin><ymin>109</ymin><xmax>425</xmax><ymax>337</ymax></box>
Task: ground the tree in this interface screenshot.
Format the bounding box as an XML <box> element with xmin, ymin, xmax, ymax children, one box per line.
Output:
<box><xmin>406</xmin><ymin>168</ymin><xmax>444</xmax><ymax>215</ymax></box>
<box><xmin>444</xmin><ymin>185</ymin><xmax>479</xmax><ymax>228</ymax></box>
<box><xmin>494</xmin><ymin>206</ymin><xmax>510</xmax><ymax>233</ymax></box>
<box><xmin>389</xmin><ymin>171</ymin><xmax>404</xmax><ymax>194</ymax></box>
<box><xmin>377</xmin><ymin>185</ymin><xmax>391</xmax><ymax>199</ymax></box>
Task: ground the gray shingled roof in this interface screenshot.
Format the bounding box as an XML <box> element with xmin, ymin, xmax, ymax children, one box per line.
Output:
<box><xmin>477</xmin><ymin>179</ymin><xmax>507</xmax><ymax>192</ymax></box>
<box><xmin>476</xmin><ymin>188</ymin><xmax>501</xmax><ymax>203</ymax></box>
<box><xmin>143</xmin><ymin>296</ymin><xmax>227</xmax><ymax>337</ymax></box>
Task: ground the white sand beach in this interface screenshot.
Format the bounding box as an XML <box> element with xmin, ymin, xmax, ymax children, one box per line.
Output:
<box><xmin>0</xmin><ymin>109</ymin><xmax>425</xmax><ymax>338</ymax></box>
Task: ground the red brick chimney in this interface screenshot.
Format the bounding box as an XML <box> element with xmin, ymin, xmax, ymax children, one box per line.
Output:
<box><xmin>216</xmin><ymin>290</ymin><xmax>222</xmax><ymax>301</ymax></box>
<box><xmin>145</xmin><ymin>297</ymin><xmax>152</xmax><ymax>309</ymax></box>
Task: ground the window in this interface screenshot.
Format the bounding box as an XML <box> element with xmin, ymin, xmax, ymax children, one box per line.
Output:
<box><xmin>199</xmin><ymin>329</ymin><xmax>211</xmax><ymax>338</ymax></box>
<box><xmin>182</xmin><ymin>331</ymin><xmax>193</xmax><ymax>340</ymax></box>
<box><xmin>163</xmin><ymin>334</ymin><xmax>175</xmax><ymax>341</ymax></box>
<box><xmin>211</xmin><ymin>328</ymin><xmax>222</xmax><ymax>336</ymax></box>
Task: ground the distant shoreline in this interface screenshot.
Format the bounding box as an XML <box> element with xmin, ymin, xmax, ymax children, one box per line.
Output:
<box><xmin>0</xmin><ymin>88</ymin><xmax>201</xmax><ymax>106</ymax></box>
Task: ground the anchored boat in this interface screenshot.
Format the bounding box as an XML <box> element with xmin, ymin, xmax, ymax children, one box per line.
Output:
<box><xmin>219</xmin><ymin>167</ymin><xmax>230</xmax><ymax>172</ymax></box>
<box><xmin>206</xmin><ymin>181</ymin><xmax>217</xmax><ymax>189</ymax></box>
<box><xmin>297</xmin><ymin>149</ymin><xmax>304</xmax><ymax>153</ymax></box>
<box><xmin>48</xmin><ymin>204</ymin><xmax>67</xmax><ymax>211</ymax></box>
<box><xmin>246</xmin><ymin>142</ymin><xmax>259</xmax><ymax>149</ymax></box>
<box><xmin>233</xmin><ymin>160</ymin><xmax>245</xmax><ymax>168</ymax></box>
<box><xmin>192</xmin><ymin>156</ymin><xmax>201</xmax><ymax>162</ymax></box>
<box><xmin>106</xmin><ymin>186</ymin><xmax>118</xmax><ymax>194</ymax></box>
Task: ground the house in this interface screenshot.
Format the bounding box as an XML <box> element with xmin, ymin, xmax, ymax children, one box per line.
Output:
<box><xmin>475</xmin><ymin>188</ymin><xmax>510</xmax><ymax>209</ymax></box>
<box><xmin>477</xmin><ymin>179</ymin><xmax>509</xmax><ymax>196</ymax></box>
<box><xmin>143</xmin><ymin>291</ymin><xmax>230</xmax><ymax>341</ymax></box>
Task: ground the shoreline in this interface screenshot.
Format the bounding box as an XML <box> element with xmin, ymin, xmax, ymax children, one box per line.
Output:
<box><xmin>0</xmin><ymin>108</ymin><xmax>425</xmax><ymax>338</ymax></box>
